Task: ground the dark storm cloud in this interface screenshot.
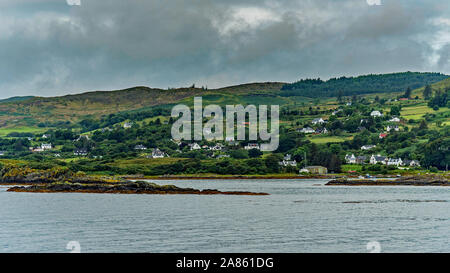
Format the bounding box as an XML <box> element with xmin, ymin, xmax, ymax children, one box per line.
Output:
<box><xmin>0</xmin><ymin>0</ymin><xmax>449</xmax><ymax>98</ymax></box>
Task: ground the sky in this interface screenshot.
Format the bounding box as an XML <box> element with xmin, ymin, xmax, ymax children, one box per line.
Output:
<box><xmin>0</xmin><ymin>0</ymin><xmax>449</xmax><ymax>98</ymax></box>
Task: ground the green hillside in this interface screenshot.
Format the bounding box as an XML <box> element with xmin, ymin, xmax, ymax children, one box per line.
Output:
<box><xmin>281</xmin><ymin>72</ymin><xmax>448</xmax><ymax>98</ymax></box>
<box><xmin>0</xmin><ymin>72</ymin><xmax>447</xmax><ymax>130</ymax></box>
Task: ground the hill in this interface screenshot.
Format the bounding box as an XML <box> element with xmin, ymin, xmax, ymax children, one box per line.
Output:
<box><xmin>281</xmin><ymin>72</ymin><xmax>448</xmax><ymax>98</ymax></box>
<box><xmin>0</xmin><ymin>72</ymin><xmax>447</xmax><ymax>128</ymax></box>
<box><xmin>0</xmin><ymin>83</ymin><xmax>284</xmax><ymax>126</ymax></box>
<box><xmin>0</xmin><ymin>96</ymin><xmax>35</xmax><ymax>103</ymax></box>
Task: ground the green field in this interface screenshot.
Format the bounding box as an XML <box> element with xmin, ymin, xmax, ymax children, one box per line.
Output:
<box><xmin>0</xmin><ymin>126</ymin><xmax>46</xmax><ymax>137</ymax></box>
<box><xmin>307</xmin><ymin>135</ymin><xmax>353</xmax><ymax>144</ymax></box>
<box><xmin>401</xmin><ymin>104</ymin><xmax>448</xmax><ymax>120</ymax></box>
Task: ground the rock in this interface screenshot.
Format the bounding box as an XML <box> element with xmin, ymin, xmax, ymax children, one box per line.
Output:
<box><xmin>325</xmin><ymin>175</ymin><xmax>450</xmax><ymax>186</ymax></box>
<box><xmin>7</xmin><ymin>181</ymin><xmax>269</xmax><ymax>196</ymax></box>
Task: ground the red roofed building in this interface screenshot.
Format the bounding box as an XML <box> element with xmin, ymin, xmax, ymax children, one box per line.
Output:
<box><xmin>379</xmin><ymin>133</ymin><xmax>388</xmax><ymax>139</ymax></box>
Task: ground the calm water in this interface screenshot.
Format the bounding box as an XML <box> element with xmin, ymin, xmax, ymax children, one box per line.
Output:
<box><xmin>0</xmin><ymin>179</ymin><xmax>449</xmax><ymax>253</ymax></box>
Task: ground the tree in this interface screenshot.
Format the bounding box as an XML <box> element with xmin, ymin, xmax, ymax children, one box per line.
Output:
<box><xmin>423</xmin><ymin>85</ymin><xmax>432</xmax><ymax>100</ymax></box>
<box><xmin>404</xmin><ymin>87</ymin><xmax>412</xmax><ymax>98</ymax></box>
<box><xmin>265</xmin><ymin>154</ymin><xmax>283</xmax><ymax>173</ymax></box>
<box><xmin>390</xmin><ymin>105</ymin><xmax>401</xmax><ymax>116</ymax></box>
<box><xmin>229</xmin><ymin>150</ymin><xmax>248</xmax><ymax>159</ymax></box>
<box><xmin>248</xmin><ymin>149</ymin><xmax>263</xmax><ymax>158</ymax></box>
<box><xmin>419</xmin><ymin>120</ymin><xmax>428</xmax><ymax>130</ymax></box>
<box><xmin>337</xmin><ymin>90</ymin><xmax>344</xmax><ymax>103</ymax></box>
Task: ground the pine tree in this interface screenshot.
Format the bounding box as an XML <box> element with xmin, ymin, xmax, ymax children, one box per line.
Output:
<box><xmin>404</xmin><ymin>87</ymin><xmax>412</xmax><ymax>98</ymax></box>
<box><xmin>423</xmin><ymin>85</ymin><xmax>432</xmax><ymax>100</ymax></box>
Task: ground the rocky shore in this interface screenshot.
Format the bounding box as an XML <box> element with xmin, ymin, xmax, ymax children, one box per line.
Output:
<box><xmin>7</xmin><ymin>181</ymin><xmax>269</xmax><ymax>196</ymax></box>
<box><xmin>326</xmin><ymin>175</ymin><xmax>450</xmax><ymax>186</ymax></box>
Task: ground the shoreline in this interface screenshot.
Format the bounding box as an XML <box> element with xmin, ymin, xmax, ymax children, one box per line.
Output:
<box><xmin>326</xmin><ymin>175</ymin><xmax>450</xmax><ymax>186</ymax></box>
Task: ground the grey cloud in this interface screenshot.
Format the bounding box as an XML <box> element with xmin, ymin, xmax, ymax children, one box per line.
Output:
<box><xmin>0</xmin><ymin>0</ymin><xmax>449</xmax><ymax>98</ymax></box>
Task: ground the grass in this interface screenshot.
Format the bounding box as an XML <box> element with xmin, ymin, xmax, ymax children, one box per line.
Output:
<box><xmin>307</xmin><ymin>135</ymin><xmax>353</xmax><ymax>144</ymax></box>
<box><xmin>400</xmin><ymin>104</ymin><xmax>448</xmax><ymax>120</ymax></box>
<box><xmin>0</xmin><ymin>126</ymin><xmax>46</xmax><ymax>137</ymax></box>
<box><xmin>341</xmin><ymin>164</ymin><xmax>363</xmax><ymax>172</ymax></box>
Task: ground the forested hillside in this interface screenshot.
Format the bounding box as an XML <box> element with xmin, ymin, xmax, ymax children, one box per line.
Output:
<box><xmin>281</xmin><ymin>72</ymin><xmax>448</xmax><ymax>98</ymax></box>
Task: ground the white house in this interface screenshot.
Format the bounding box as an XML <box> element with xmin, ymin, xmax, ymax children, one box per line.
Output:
<box><xmin>280</xmin><ymin>155</ymin><xmax>297</xmax><ymax>167</ymax></box>
<box><xmin>189</xmin><ymin>143</ymin><xmax>201</xmax><ymax>150</ymax></box>
<box><xmin>210</xmin><ymin>144</ymin><xmax>223</xmax><ymax>151</ymax></box>
<box><xmin>387</xmin><ymin>125</ymin><xmax>399</xmax><ymax>132</ymax></box>
<box><xmin>149</xmin><ymin>148</ymin><xmax>166</xmax><ymax>158</ymax></box>
<box><xmin>345</xmin><ymin>154</ymin><xmax>357</xmax><ymax>164</ymax></box>
<box><xmin>311</xmin><ymin>118</ymin><xmax>325</xmax><ymax>125</ymax></box>
<box><xmin>245</xmin><ymin>143</ymin><xmax>260</xmax><ymax>150</ymax></box>
<box><xmin>370</xmin><ymin>155</ymin><xmax>388</xmax><ymax>165</ymax></box>
<box><xmin>41</xmin><ymin>143</ymin><xmax>52</xmax><ymax>150</ymax></box>
<box><xmin>404</xmin><ymin>160</ymin><xmax>421</xmax><ymax>167</ymax></box>
<box><xmin>389</xmin><ymin>117</ymin><xmax>401</xmax><ymax>122</ymax></box>
<box><xmin>298</xmin><ymin>127</ymin><xmax>315</xmax><ymax>134</ymax></box>
<box><xmin>279</xmin><ymin>160</ymin><xmax>297</xmax><ymax>167</ymax></box>
<box><xmin>387</xmin><ymin>158</ymin><xmax>403</xmax><ymax>167</ymax></box>
<box><xmin>123</xmin><ymin>122</ymin><xmax>133</xmax><ymax>128</ymax></box>
<box><xmin>74</xmin><ymin>149</ymin><xmax>88</xmax><ymax>156</ymax></box>
<box><xmin>134</xmin><ymin>145</ymin><xmax>147</xmax><ymax>150</ymax></box>
<box><xmin>0</xmin><ymin>151</ymin><xmax>5</xmax><ymax>156</ymax></box>
<box><xmin>361</xmin><ymin>145</ymin><xmax>376</xmax><ymax>150</ymax></box>
<box><xmin>370</xmin><ymin>111</ymin><xmax>383</xmax><ymax>117</ymax></box>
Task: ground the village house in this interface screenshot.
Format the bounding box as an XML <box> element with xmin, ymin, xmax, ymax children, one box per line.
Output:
<box><xmin>42</xmin><ymin>134</ymin><xmax>51</xmax><ymax>139</ymax></box>
<box><xmin>370</xmin><ymin>111</ymin><xmax>383</xmax><ymax>117</ymax></box>
<box><xmin>311</xmin><ymin>118</ymin><xmax>326</xmax><ymax>125</ymax></box>
<box><xmin>279</xmin><ymin>154</ymin><xmax>297</xmax><ymax>167</ymax></box>
<box><xmin>74</xmin><ymin>149</ymin><xmax>88</xmax><ymax>156</ymax></box>
<box><xmin>279</xmin><ymin>159</ymin><xmax>297</xmax><ymax>167</ymax></box>
<box><xmin>379</xmin><ymin>133</ymin><xmax>388</xmax><ymax>139</ymax></box>
<box><xmin>297</xmin><ymin>127</ymin><xmax>315</xmax><ymax>134</ymax></box>
<box><xmin>301</xmin><ymin>166</ymin><xmax>328</xmax><ymax>175</ymax></box>
<box><xmin>189</xmin><ymin>143</ymin><xmax>201</xmax><ymax>150</ymax></box>
<box><xmin>370</xmin><ymin>155</ymin><xmax>388</xmax><ymax>165</ymax></box>
<box><xmin>216</xmin><ymin>154</ymin><xmax>230</xmax><ymax>159</ymax></box>
<box><xmin>315</xmin><ymin>128</ymin><xmax>328</xmax><ymax>134</ymax></box>
<box><xmin>389</xmin><ymin>117</ymin><xmax>401</xmax><ymax>123</ymax></box>
<box><xmin>361</xmin><ymin>145</ymin><xmax>376</xmax><ymax>150</ymax></box>
<box><xmin>387</xmin><ymin>125</ymin><xmax>399</xmax><ymax>132</ymax></box>
<box><xmin>387</xmin><ymin>158</ymin><xmax>403</xmax><ymax>167</ymax></box>
<box><xmin>209</xmin><ymin>144</ymin><xmax>223</xmax><ymax>151</ymax></box>
<box><xmin>30</xmin><ymin>147</ymin><xmax>43</xmax><ymax>152</ymax></box>
<box><xmin>149</xmin><ymin>148</ymin><xmax>167</xmax><ymax>158</ymax></box>
<box><xmin>41</xmin><ymin>143</ymin><xmax>52</xmax><ymax>150</ymax></box>
<box><xmin>356</xmin><ymin>155</ymin><xmax>367</xmax><ymax>165</ymax></box>
<box><xmin>134</xmin><ymin>145</ymin><xmax>147</xmax><ymax>150</ymax></box>
<box><xmin>0</xmin><ymin>151</ymin><xmax>5</xmax><ymax>156</ymax></box>
<box><xmin>345</xmin><ymin>154</ymin><xmax>357</xmax><ymax>164</ymax></box>
<box><xmin>403</xmin><ymin>160</ymin><xmax>421</xmax><ymax>167</ymax></box>
<box><xmin>244</xmin><ymin>143</ymin><xmax>260</xmax><ymax>150</ymax></box>
<box><xmin>123</xmin><ymin>122</ymin><xmax>133</xmax><ymax>129</ymax></box>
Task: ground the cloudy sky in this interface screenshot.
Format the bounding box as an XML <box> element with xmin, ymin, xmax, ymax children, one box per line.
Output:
<box><xmin>0</xmin><ymin>0</ymin><xmax>449</xmax><ymax>98</ymax></box>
